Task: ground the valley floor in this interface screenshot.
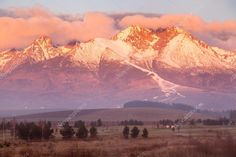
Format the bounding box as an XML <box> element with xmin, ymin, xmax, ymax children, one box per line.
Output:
<box><xmin>1</xmin><ymin>125</ymin><xmax>236</xmax><ymax>157</ymax></box>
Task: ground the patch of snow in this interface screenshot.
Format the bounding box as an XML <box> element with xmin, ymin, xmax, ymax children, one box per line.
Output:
<box><xmin>72</xmin><ymin>38</ymin><xmax>134</xmax><ymax>70</ymax></box>
<box><xmin>150</xmin><ymin>35</ymin><xmax>159</xmax><ymax>47</ymax></box>
<box><xmin>159</xmin><ymin>34</ymin><xmax>234</xmax><ymax>69</ymax></box>
<box><xmin>115</xmin><ymin>27</ymin><xmax>133</xmax><ymax>41</ymax></box>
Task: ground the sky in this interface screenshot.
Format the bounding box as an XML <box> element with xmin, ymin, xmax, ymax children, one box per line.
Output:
<box><xmin>0</xmin><ymin>0</ymin><xmax>236</xmax><ymax>51</ymax></box>
<box><xmin>0</xmin><ymin>0</ymin><xmax>236</xmax><ymax>21</ymax></box>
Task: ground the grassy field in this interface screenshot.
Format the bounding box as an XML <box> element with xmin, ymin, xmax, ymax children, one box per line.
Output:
<box><xmin>1</xmin><ymin>125</ymin><xmax>236</xmax><ymax>157</ymax></box>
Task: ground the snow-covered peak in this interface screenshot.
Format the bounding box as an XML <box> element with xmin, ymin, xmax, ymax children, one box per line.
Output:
<box><xmin>113</xmin><ymin>25</ymin><xmax>159</xmax><ymax>50</ymax></box>
<box><xmin>114</xmin><ymin>26</ymin><xmax>193</xmax><ymax>51</ymax></box>
<box><xmin>32</xmin><ymin>36</ymin><xmax>53</xmax><ymax>47</ymax></box>
<box><xmin>0</xmin><ymin>49</ymin><xmax>25</xmax><ymax>74</ymax></box>
<box><xmin>23</xmin><ymin>36</ymin><xmax>70</xmax><ymax>62</ymax></box>
<box><xmin>114</xmin><ymin>25</ymin><xmax>151</xmax><ymax>41</ymax></box>
<box><xmin>154</xmin><ymin>26</ymin><xmax>212</xmax><ymax>52</ymax></box>
<box><xmin>157</xmin><ymin>32</ymin><xmax>236</xmax><ymax>70</ymax></box>
<box><xmin>71</xmin><ymin>38</ymin><xmax>134</xmax><ymax>70</ymax></box>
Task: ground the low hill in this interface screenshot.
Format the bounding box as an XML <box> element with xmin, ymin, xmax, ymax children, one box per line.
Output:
<box><xmin>124</xmin><ymin>100</ymin><xmax>194</xmax><ymax>111</ymax></box>
<box><xmin>11</xmin><ymin>107</ymin><xmax>217</xmax><ymax>122</ymax></box>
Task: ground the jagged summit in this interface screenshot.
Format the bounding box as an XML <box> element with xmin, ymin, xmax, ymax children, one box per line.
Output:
<box><xmin>30</xmin><ymin>36</ymin><xmax>53</xmax><ymax>49</ymax></box>
<box><xmin>22</xmin><ymin>36</ymin><xmax>70</xmax><ymax>62</ymax></box>
<box><xmin>33</xmin><ymin>35</ymin><xmax>52</xmax><ymax>45</ymax></box>
<box><xmin>116</xmin><ymin>25</ymin><xmax>151</xmax><ymax>37</ymax></box>
<box><xmin>113</xmin><ymin>26</ymin><xmax>197</xmax><ymax>50</ymax></box>
<box><xmin>113</xmin><ymin>25</ymin><xmax>159</xmax><ymax>49</ymax></box>
<box><xmin>165</xmin><ymin>27</ymin><xmax>209</xmax><ymax>47</ymax></box>
<box><xmin>113</xmin><ymin>25</ymin><xmax>152</xmax><ymax>40</ymax></box>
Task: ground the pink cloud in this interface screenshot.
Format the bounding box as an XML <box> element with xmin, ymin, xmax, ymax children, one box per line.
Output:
<box><xmin>9</xmin><ymin>6</ymin><xmax>53</xmax><ymax>18</ymax></box>
<box><xmin>0</xmin><ymin>7</ymin><xmax>118</xmax><ymax>50</ymax></box>
<box><xmin>119</xmin><ymin>14</ymin><xmax>205</xmax><ymax>30</ymax></box>
<box><xmin>0</xmin><ymin>7</ymin><xmax>236</xmax><ymax>51</ymax></box>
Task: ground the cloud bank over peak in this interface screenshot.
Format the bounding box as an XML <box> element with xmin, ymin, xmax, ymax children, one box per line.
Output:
<box><xmin>0</xmin><ymin>6</ymin><xmax>236</xmax><ymax>51</ymax></box>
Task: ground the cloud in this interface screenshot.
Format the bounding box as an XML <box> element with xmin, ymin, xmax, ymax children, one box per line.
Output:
<box><xmin>0</xmin><ymin>6</ymin><xmax>236</xmax><ymax>51</ymax></box>
<box><xmin>0</xmin><ymin>6</ymin><xmax>53</xmax><ymax>18</ymax></box>
<box><xmin>0</xmin><ymin>7</ymin><xmax>118</xmax><ymax>50</ymax></box>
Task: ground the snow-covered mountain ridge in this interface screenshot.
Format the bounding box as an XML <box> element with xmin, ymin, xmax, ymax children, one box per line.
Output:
<box><xmin>1</xmin><ymin>26</ymin><xmax>236</xmax><ymax>74</ymax></box>
<box><xmin>0</xmin><ymin>26</ymin><xmax>236</xmax><ymax>110</ymax></box>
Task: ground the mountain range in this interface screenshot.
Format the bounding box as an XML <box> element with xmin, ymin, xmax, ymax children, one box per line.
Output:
<box><xmin>0</xmin><ymin>26</ymin><xmax>236</xmax><ymax>110</ymax></box>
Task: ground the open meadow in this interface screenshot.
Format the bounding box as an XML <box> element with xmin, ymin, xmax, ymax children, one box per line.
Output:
<box><xmin>1</xmin><ymin>124</ymin><xmax>236</xmax><ymax>157</ymax></box>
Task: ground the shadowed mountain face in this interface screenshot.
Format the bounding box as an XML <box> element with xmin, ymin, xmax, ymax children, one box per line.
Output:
<box><xmin>0</xmin><ymin>26</ymin><xmax>236</xmax><ymax>110</ymax></box>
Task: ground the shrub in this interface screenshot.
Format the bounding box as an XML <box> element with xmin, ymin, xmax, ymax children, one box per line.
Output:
<box><xmin>97</xmin><ymin>119</ymin><xmax>102</xmax><ymax>127</ymax></box>
<box><xmin>142</xmin><ymin>128</ymin><xmax>148</xmax><ymax>138</ymax></box>
<box><xmin>29</xmin><ymin>123</ymin><xmax>42</xmax><ymax>139</ymax></box>
<box><xmin>123</xmin><ymin>126</ymin><xmax>129</xmax><ymax>139</ymax></box>
<box><xmin>16</xmin><ymin>122</ymin><xmax>42</xmax><ymax>140</ymax></box>
<box><xmin>43</xmin><ymin>122</ymin><xmax>54</xmax><ymax>139</ymax></box>
<box><xmin>74</xmin><ymin>120</ymin><xmax>85</xmax><ymax>128</ymax></box>
<box><xmin>60</xmin><ymin>122</ymin><xmax>75</xmax><ymax>139</ymax></box>
<box><xmin>76</xmin><ymin>125</ymin><xmax>88</xmax><ymax>139</ymax></box>
<box><xmin>16</xmin><ymin>122</ymin><xmax>30</xmax><ymax>140</ymax></box>
<box><xmin>90</xmin><ymin>126</ymin><xmax>97</xmax><ymax>138</ymax></box>
<box><xmin>131</xmin><ymin>126</ymin><xmax>139</xmax><ymax>138</ymax></box>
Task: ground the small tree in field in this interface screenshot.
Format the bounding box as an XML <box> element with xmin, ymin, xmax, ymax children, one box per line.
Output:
<box><xmin>42</xmin><ymin>122</ymin><xmax>54</xmax><ymax>140</ymax></box>
<box><xmin>74</xmin><ymin>120</ymin><xmax>85</xmax><ymax>128</ymax></box>
<box><xmin>29</xmin><ymin>123</ymin><xmax>41</xmax><ymax>139</ymax></box>
<box><xmin>76</xmin><ymin>125</ymin><xmax>88</xmax><ymax>139</ymax></box>
<box><xmin>60</xmin><ymin>122</ymin><xmax>75</xmax><ymax>139</ymax></box>
<box><xmin>123</xmin><ymin>126</ymin><xmax>129</xmax><ymax>139</ymax></box>
<box><xmin>142</xmin><ymin>128</ymin><xmax>148</xmax><ymax>138</ymax></box>
<box><xmin>131</xmin><ymin>126</ymin><xmax>139</xmax><ymax>138</ymax></box>
<box><xmin>89</xmin><ymin>126</ymin><xmax>97</xmax><ymax>138</ymax></box>
<box><xmin>17</xmin><ymin>122</ymin><xmax>42</xmax><ymax>140</ymax></box>
<box><xmin>97</xmin><ymin>119</ymin><xmax>102</xmax><ymax>127</ymax></box>
<box><xmin>16</xmin><ymin>122</ymin><xmax>30</xmax><ymax>140</ymax></box>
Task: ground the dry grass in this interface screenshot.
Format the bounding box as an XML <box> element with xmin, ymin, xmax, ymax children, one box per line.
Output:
<box><xmin>0</xmin><ymin>125</ymin><xmax>236</xmax><ymax>157</ymax></box>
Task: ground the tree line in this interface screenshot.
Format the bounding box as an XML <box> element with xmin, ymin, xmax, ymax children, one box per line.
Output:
<box><xmin>16</xmin><ymin>121</ymin><xmax>53</xmax><ymax>140</ymax></box>
<box><xmin>122</xmin><ymin>126</ymin><xmax>148</xmax><ymax>139</ymax></box>
<box><xmin>60</xmin><ymin>121</ymin><xmax>97</xmax><ymax>139</ymax></box>
<box><xmin>158</xmin><ymin>117</ymin><xmax>233</xmax><ymax>126</ymax></box>
<box><xmin>0</xmin><ymin>119</ymin><xmax>101</xmax><ymax>140</ymax></box>
<box><xmin>0</xmin><ymin>118</ymin><xmax>150</xmax><ymax>141</ymax></box>
<box><xmin>1</xmin><ymin>117</ymin><xmax>233</xmax><ymax>141</ymax></box>
<box><xmin>120</xmin><ymin>119</ymin><xmax>144</xmax><ymax>126</ymax></box>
